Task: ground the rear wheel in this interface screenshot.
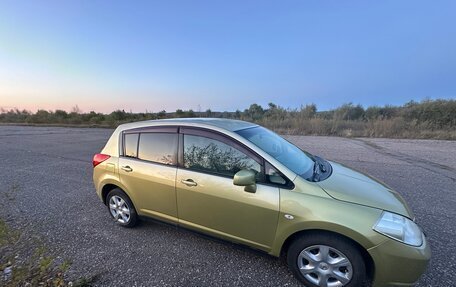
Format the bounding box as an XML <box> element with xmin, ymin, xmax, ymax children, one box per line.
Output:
<box><xmin>106</xmin><ymin>188</ymin><xmax>138</xmax><ymax>227</ymax></box>
<box><xmin>287</xmin><ymin>233</ymin><xmax>367</xmax><ymax>287</ymax></box>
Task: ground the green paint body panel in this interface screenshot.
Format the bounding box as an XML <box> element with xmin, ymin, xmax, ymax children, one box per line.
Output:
<box><xmin>118</xmin><ymin>157</ymin><xmax>178</xmax><ymax>220</ymax></box>
<box><xmin>271</xmin><ymin>185</ymin><xmax>386</xmax><ymax>257</ymax></box>
<box><xmin>176</xmin><ymin>168</ymin><xmax>279</xmax><ymax>250</ymax></box>
<box><xmin>317</xmin><ymin>161</ymin><xmax>413</xmax><ymax>218</ymax></box>
<box><xmin>93</xmin><ymin>118</ymin><xmax>430</xmax><ymax>286</ymax></box>
<box><xmin>368</xmin><ymin>235</ymin><xmax>431</xmax><ymax>287</ymax></box>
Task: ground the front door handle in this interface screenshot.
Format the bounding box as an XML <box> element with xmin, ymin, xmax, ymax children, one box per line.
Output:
<box><xmin>181</xmin><ymin>179</ymin><xmax>197</xmax><ymax>187</ymax></box>
<box><xmin>121</xmin><ymin>165</ymin><xmax>133</xmax><ymax>172</ymax></box>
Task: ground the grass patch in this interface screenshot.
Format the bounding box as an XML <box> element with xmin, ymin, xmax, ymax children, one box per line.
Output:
<box><xmin>0</xmin><ymin>219</ymin><xmax>96</xmax><ymax>287</ymax></box>
<box><xmin>0</xmin><ymin>220</ymin><xmax>20</xmax><ymax>246</ymax></box>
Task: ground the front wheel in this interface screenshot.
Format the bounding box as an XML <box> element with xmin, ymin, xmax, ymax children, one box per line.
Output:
<box><xmin>287</xmin><ymin>233</ymin><xmax>367</xmax><ymax>287</ymax></box>
<box><xmin>106</xmin><ymin>188</ymin><xmax>138</xmax><ymax>227</ymax></box>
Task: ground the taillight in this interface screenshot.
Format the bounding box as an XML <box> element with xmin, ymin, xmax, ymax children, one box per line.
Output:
<box><xmin>92</xmin><ymin>154</ymin><xmax>111</xmax><ymax>167</ymax></box>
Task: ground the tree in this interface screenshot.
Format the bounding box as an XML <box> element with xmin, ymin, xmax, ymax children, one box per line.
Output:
<box><xmin>268</xmin><ymin>102</ymin><xmax>277</xmax><ymax>110</ymax></box>
<box><xmin>187</xmin><ymin>109</ymin><xmax>195</xmax><ymax>117</ymax></box>
<box><xmin>246</xmin><ymin>104</ymin><xmax>264</xmax><ymax>120</ymax></box>
<box><xmin>175</xmin><ymin>109</ymin><xmax>185</xmax><ymax>117</ymax></box>
<box><xmin>110</xmin><ymin>110</ymin><xmax>128</xmax><ymax>121</ymax></box>
<box><xmin>299</xmin><ymin>104</ymin><xmax>317</xmax><ymax>119</ymax></box>
<box><xmin>157</xmin><ymin>110</ymin><xmax>167</xmax><ymax>119</ymax></box>
<box><xmin>71</xmin><ymin>105</ymin><xmax>82</xmax><ymax>114</ymax></box>
<box><xmin>334</xmin><ymin>103</ymin><xmax>364</xmax><ymax>120</ymax></box>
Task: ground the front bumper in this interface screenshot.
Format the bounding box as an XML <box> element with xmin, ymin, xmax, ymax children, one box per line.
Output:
<box><xmin>368</xmin><ymin>234</ymin><xmax>431</xmax><ymax>287</ymax></box>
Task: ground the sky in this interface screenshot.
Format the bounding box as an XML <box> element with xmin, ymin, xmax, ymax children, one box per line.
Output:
<box><xmin>0</xmin><ymin>1</ymin><xmax>455</xmax><ymax>113</ymax></box>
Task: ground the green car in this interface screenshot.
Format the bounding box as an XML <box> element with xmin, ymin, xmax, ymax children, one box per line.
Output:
<box><xmin>93</xmin><ymin>118</ymin><xmax>430</xmax><ymax>287</ymax></box>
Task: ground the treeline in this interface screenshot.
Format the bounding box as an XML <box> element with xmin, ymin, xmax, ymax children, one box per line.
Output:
<box><xmin>1</xmin><ymin>99</ymin><xmax>455</xmax><ymax>139</ymax></box>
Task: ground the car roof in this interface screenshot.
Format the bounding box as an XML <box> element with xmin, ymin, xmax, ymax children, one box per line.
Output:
<box><xmin>118</xmin><ymin>118</ymin><xmax>258</xmax><ymax>132</ymax></box>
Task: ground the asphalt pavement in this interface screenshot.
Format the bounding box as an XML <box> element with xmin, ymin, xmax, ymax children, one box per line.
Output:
<box><xmin>0</xmin><ymin>125</ymin><xmax>455</xmax><ymax>286</ymax></box>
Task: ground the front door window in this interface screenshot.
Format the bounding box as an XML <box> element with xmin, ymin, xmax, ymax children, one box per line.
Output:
<box><xmin>183</xmin><ymin>134</ymin><xmax>261</xmax><ymax>177</ymax></box>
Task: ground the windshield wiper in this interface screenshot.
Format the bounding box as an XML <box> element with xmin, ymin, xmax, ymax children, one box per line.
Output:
<box><xmin>312</xmin><ymin>160</ymin><xmax>321</xmax><ymax>182</ymax></box>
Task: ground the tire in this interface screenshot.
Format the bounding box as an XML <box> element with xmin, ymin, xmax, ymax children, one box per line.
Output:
<box><xmin>287</xmin><ymin>232</ymin><xmax>367</xmax><ymax>287</ymax></box>
<box><xmin>106</xmin><ymin>188</ymin><xmax>138</xmax><ymax>228</ymax></box>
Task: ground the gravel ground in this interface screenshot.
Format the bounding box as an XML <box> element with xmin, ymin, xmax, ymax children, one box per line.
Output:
<box><xmin>0</xmin><ymin>126</ymin><xmax>455</xmax><ymax>286</ymax></box>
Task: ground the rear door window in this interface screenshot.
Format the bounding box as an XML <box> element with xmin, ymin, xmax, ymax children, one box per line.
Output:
<box><xmin>138</xmin><ymin>133</ymin><xmax>178</xmax><ymax>165</ymax></box>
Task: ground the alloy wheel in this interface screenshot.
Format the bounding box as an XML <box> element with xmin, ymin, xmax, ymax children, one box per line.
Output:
<box><xmin>109</xmin><ymin>195</ymin><xmax>131</xmax><ymax>224</ymax></box>
<box><xmin>297</xmin><ymin>244</ymin><xmax>353</xmax><ymax>287</ymax></box>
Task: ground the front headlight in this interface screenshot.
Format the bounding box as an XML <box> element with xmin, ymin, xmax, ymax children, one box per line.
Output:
<box><xmin>373</xmin><ymin>211</ymin><xmax>423</xmax><ymax>246</ymax></box>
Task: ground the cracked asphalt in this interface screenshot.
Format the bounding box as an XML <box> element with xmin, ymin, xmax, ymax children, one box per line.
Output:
<box><xmin>1</xmin><ymin>125</ymin><xmax>455</xmax><ymax>286</ymax></box>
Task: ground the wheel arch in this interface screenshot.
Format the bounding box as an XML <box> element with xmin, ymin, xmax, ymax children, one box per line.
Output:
<box><xmin>101</xmin><ymin>183</ymin><xmax>119</xmax><ymax>204</ymax></box>
<box><xmin>99</xmin><ymin>180</ymin><xmax>137</xmax><ymax>209</ymax></box>
<box><xmin>280</xmin><ymin>229</ymin><xmax>375</xmax><ymax>284</ymax></box>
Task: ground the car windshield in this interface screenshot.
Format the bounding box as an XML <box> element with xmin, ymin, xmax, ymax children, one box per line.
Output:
<box><xmin>236</xmin><ymin>126</ymin><xmax>314</xmax><ymax>179</ymax></box>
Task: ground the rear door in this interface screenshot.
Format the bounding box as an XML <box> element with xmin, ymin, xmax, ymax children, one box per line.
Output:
<box><xmin>176</xmin><ymin>128</ymin><xmax>280</xmax><ymax>250</ymax></box>
<box><xmin>119</xmin><ymin>127</ymin><xmax>179</xmax><ymax>223</ymax></box>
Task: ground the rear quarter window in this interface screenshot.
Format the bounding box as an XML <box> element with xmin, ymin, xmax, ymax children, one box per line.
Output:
<box><xmin>124</xmin><ymin>133</ymin><xmax>139</xmax><ymax>157</ymax></box>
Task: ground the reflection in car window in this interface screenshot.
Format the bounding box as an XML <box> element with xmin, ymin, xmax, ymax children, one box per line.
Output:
<box><xmin>138</xmin><ymin>133</ymin><xmax>178</xmax><ymax>165</ymax></box>
<box><xmin>124</xmin><ymin>133</ymin><xmax>139</xmax><ymax>157</ymax></box>
<box><xmin>265</xmin><ymin>162</ymin><xmax>287</xmax><ymax>186</ymax></box>
<box><xmin>237</xmin><ymin>126</ymin><xmax>314</xmax><ymax>179</ymax></box>
<box><xmin>184</xmin><ymin>134</ymin><xmax>261</xmax><ymax>177</ymax></box>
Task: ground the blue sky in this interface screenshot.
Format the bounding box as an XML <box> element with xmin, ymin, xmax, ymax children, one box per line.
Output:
<box><xmin>0</xmin><ymin>1</ymin><xmax>455</xmax><ymax>113</ymax></box>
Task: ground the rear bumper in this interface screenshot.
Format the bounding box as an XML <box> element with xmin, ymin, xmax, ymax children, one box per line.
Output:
<box><xmin>93</xmin><ymin>178</ymin><xmax>103</xmax><ymax>202</ymax></box>
<box><xmin>369</xmin><ymin>234</ymin><xmax>431</xmax><ymax>287</ymax></box>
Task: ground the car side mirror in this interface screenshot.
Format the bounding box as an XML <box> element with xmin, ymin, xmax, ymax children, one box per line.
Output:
<box><xmin>233</xmin><ymin>169</ymin><xmax>257</xmax><ymax>193</ymax></box>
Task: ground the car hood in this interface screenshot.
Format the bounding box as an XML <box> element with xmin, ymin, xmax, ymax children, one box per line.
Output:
<box><xmin>316</xmin><ymin>161</ymin><xmax>413</xmax><ymax>218</ymax></box>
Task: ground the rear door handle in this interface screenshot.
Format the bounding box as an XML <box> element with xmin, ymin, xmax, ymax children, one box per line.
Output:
<box><xmin>121</xmin><ymin>165</ymin><xmax>133</xmax><ymax>172</ymax></box>
<box><xmin>181</xmin><ymin>179</ymin><xmax>197</xmax><ymax>187</ymax></box>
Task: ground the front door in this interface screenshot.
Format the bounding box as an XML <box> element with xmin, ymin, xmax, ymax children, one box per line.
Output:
<box><xmin>176</xmin><ymin>131</ymin><xmax>280</xmax><ymax>250</ymax></box>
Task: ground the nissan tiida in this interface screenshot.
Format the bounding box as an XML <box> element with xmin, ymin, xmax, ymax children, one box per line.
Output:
<box><xmin>93</xmin><ymin>118</ymin><xmax>430</xmax><ymax>287</ymax></box>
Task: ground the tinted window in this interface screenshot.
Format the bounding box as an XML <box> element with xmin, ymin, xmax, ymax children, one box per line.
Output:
<box><xmin>265</xmin><ymin>162</ymin><xmax>287</xmax><ymax>186</ymax></box>
<box><xmin>124</xmin><ymin>133</ymin><xmax>139</xmax><ymax>157</ymax></box>
<box><xmin>138</xmin><ymin>133</ymin><xmax>178</xmax><ymax>165</ymax></box>
<box><xmin>237</xmin><ymin>126</ymin><xmax>314</xmax><ymax>179</ymax></box>
<box><xmin>184</xmin><ymin>134</ymin><xmax>261</xmax><ymax>177</ymax></box>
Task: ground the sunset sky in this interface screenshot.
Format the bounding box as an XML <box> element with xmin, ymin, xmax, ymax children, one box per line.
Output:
<box><xmin>1</xmin><ymin>1</ymin><xmax>455</xmax><ymax>113</ymax></box>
